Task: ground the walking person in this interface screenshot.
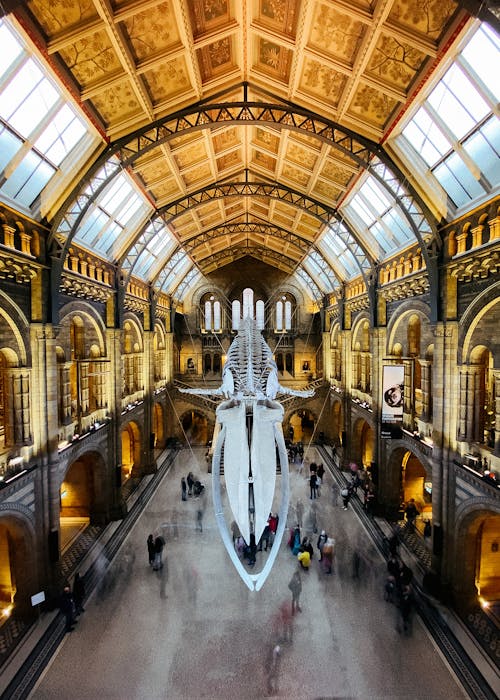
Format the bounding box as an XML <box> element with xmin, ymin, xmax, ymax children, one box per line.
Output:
<box><xmin>147</xmin><ymin>533</ymin><xmax>155</xmax><ymax>567</ymax></box>
<box><xmin>266</xmin><ymin>643</ymin><xmax>282</xmax><ymax>695</ymax></box>
<box><xmin>73</xmin><ymin>572</ymin><xmax>85</xmax><ymax>615</ymax></box>
<box><xmin>309</xmin><ymin>471</ymin><xmax>317</xmax><ymax>500</ymax></box>
<box><xmin>187</xmin><ymin>471</ymin><xmax>194</xmax><ymax>496</ymax></box>
<box><xmin>60</xmin><ymin>584</ymin><xmax>77</xmax><ymax>632</ymax></box>
<box><xmin>181</xmin><ymin>477</ymin><xmax>187</xmax><ymax>501</ymax></box>
<box><xmin>341</xmin><ymin>484</ymin><xmax>351</xmax><ymax>510</ymax></box>
<box><xmin>288</xmin><ymin>569</ymin><xmax>302</xmax><ymax>615</ymax></box>
<box><xmin>321</xmin><ymin>537</ymin><xmax>335</xmax><ymax>574</ymax></box>
<box><xmin>153</xmin><ymin>534</ymin><xmax>165</xmax><ymax>570</ymax></box>
<box><xmin>268</xmin><ymin>513</ymin><xmax>279</xmax><ymax>546</ymax></box>
<box><xmin>317</xmin><ymin>530</ymin><xmax>328</xmax><ymax>561</ymax></box>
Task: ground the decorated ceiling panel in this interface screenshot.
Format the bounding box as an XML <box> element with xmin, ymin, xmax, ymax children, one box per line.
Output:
<box><xmin>9</xmin><ymin>0</ymin><xmax>479</xmax><ymax>303</ymax></box>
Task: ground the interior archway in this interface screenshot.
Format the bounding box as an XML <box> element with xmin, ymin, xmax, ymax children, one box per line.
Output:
<box><xmin>121</xmin><ymin>421</ymin><xmax>141</xmax><ymax>481</ymax></box>
<box><xmin>181</xmin><ymin>411</ymin><xmax>208</xmax><ymax>445</ymax></box>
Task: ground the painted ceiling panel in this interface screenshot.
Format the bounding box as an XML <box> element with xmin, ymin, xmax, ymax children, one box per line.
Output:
<box><xmin>10</xmin><ymin>0</ymin><xmax>481</xmax><ymax>304</ymax></box>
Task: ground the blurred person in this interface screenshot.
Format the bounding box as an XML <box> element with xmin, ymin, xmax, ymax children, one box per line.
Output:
<box><xmin>266</xmin><ymin>643</ymin><xmax>282</xmax><ymax>695</ymax></box>
<box><xmin>288</xmin><ymin>570</ymin><xmax>302</xmax><ymax>615</ymax></box>
<box><xmin>60</xmin><ymin>584</ymin><xmax>77</xmax><ymax>632</ymax></box>
<box><xmin>398</xmin><ymin>584</ymin><xmax>414</xmax><ymax>635</ymax></box>
<box><xmin>181</xmin><ymin>477</ymin><xmax>187</xmax><ymax>501</ymax></box>
<box><xmin>153</xmin><ymin>534</ymin><xmax>165</xmax><ymax>570</ymax></box>
<box><xmin>317</xmin><ymin>530</ymin><xmax>328</xmax><ymax>561</ymax></box>
<box><xmin>322</xmin><ymin>537</ymin><xmax>335</xmax><ymax>574</ymax></box>
<box><xmin>147</xmin><ymin>533</ymin><xmax>155</xmax><ymax>567</ymax></box>
<box><xmin>295</xmin><ymin>498</ymin><xmax>304</xmax><ymax>527</ymax></box>
<box><xmin>297</xmin><ymin>547</ymin><xmax>311</xmax><ymax>570</ymax></box>
<box><xmin>187</xmin><ymin>471</ymin><xmax>194</xmax><ymax>496</ymax></box>
<box><xmin>72</xmin><ymin>572</ymin><xmax>85</xmax><ymax>616</ymax></box>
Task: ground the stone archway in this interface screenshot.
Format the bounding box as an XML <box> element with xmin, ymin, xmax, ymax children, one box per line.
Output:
<box><xmin>383</xmin><ymin>445</ymin><xmax>432</xmax><ymax>524</ymax></box>
<box><xmin>180</xmin><ymin>410</ymin><xmax>209</xmax><ymax>445</ymax></box>
<box><xmin>454</xmin><ymin>505</ymin><xmax>500</xmax><ymax>608</ymax></box>
<box><xmin>153</xmin><ymin>401</ymin><xmax>165</xmax><ymax>448</ymax></box>
<box><xmin>0</xmin><ymin>511</ymin><xmax>37</xmax><ymax>618</ymax></box>
<box><xmin>60</xmin><ymin>450</ymin><xmax>107</xmax><ymax>538</ymax></box>
<box><xmin>121</xmin><ymin>421</ymin><xmax>141</xmax><ymax>480</ymax></box>
<box><xmin>287</xmin><ymin>409</ymin><xmax>317</xmax><ymax>443</ymax></box>
<box><xmin>351</xmin><ymin>417</ymin><xmax>374</xmax><ymax>469</ymax></box>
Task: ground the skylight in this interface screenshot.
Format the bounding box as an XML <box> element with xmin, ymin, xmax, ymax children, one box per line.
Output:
<box><xmin>0</xmin><ymin>18</ymin><xmax>99</xmax><ymax>215</ymax></box>
<box><xmin>391</xmin><ymin>21</ymin><xmax>500</xmax><ymax>215</ymax></box>
<box><xmin>75</xmin><ymin>171</ymin><xmax>153</xmax><ymax>259</ymax></box>
<box><xmin>342</xmin><ymin>175</ymin><xmax>413</xmax><ymax>259</ymax></box>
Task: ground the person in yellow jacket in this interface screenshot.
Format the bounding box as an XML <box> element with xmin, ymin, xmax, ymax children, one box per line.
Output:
<box><xmin>297</xmin><ymin>549</ymin><xmax>311</xmax><ymax>570</ymax></box>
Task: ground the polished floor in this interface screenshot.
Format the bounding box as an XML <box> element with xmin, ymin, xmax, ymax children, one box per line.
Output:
<box><xmin>31</xmin><ymin>446</ymin><xmax>471</xmax><ymax>699</ymax></box>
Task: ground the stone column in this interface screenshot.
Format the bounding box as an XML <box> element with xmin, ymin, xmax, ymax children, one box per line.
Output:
<box><xmin>106</xmin><ymin>328</ymin><xmax>126</xmax><ymax>519</ymax></box>
<box><xmin>431</xmin><ymin>322</ymin><xmax>459</xmax><ymax>583</ymax></box>
<box><xmin>494</xmin><ymin>372</ymin><xmax>500</xmax><ymax>456</ymax></box>
<box><xmin>30</xmin><ymin>324</ymin><xmax>62</xmax><ymax>597</ymax></box>
<box><xmin>420</xmin><ymin>360</ymin><xmax>432</xmax><ymax>421</ymax></box>
<box><xmin>141</xmin><ymin>328</ymin><xmax>156</xmax><ymax>474</ymax></box>
<box><xmin>322</xmin><ymin>331</ymin><xmax>332</xmax><ymax>382</ymax></box>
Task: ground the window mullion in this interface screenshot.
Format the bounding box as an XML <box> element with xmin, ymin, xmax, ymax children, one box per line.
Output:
<box><xmin>456</xmin><ymin>56</ymin><xmax>499</xmax><ymax>116</ymax></box>
<box><xmin>425</xmin><ymin>104</ymin><xmax>481</xmax><ymax>180</ymax></box>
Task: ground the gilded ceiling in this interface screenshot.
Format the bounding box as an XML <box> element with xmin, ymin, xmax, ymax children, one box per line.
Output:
<box><xmin>11</xmin><ymin>0</ymin><xmax>485</xmax><ymax>293</ymax></box>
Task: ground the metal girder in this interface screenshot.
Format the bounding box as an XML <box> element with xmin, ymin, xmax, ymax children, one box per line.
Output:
<box><xmin>168</xmin><ymin>264</ymin><xmax>197</xmax><ymax>300</ymax></box>
<box><xmin>113</xmin><ymin>101</ymin><xmax>376</xmax><ymax>169</ymax></box>
<box><xmin>49</xmin><ymin>96</ymin><xmax>439</xmax><ymax>305</ymax></box>
<box><xmin>294</xmin><ymin>267</ymin><xmax>323</xmax><ymax>302</ymax></box>
<box><xmin>122</xmin><ymin>182</ymin><xmax>373</xmax><ymax>290</ymax></box>
<box><xmin>180</xmin><ymin>222</ymin><xmax>313</xmax><ymax>257</ymax></box>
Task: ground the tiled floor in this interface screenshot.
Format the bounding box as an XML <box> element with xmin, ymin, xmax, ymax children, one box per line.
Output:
<box><xmin>30</xmin><ymin>447</ymin><xmax>474</xmax><ymax>699</ymax></box>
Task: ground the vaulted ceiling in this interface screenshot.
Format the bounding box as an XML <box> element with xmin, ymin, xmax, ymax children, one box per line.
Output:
<box><xmin>9</xmin><ymin>0</ymin><xmax>495</xmax><ymax>304</ymax></box>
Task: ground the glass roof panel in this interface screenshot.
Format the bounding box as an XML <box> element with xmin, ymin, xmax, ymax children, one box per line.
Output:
<box><xmin>317</xmin><ymin>224</ymin><xmax>360</xmax><ymax>279</ymax></box>
<box><xmin>0</xmin><ymin>18</ymin><xmax>100</xmax><ymax>215</ymax></box>
<box><xmin>134</xmin><ymin>223</ymin><xmax>178</xmax><ymax>279</ymax></box>
<box><xmin>390</xmin><ymin>22</ymin><xmax>500</xmax><ymax>214</ymax></box>
<box><xmin>162</xmin><ymin>251</ymin><xmax>192</xmax><ymax>294</ymax></box>
<box><xmin>75</xmin><ymin>170</ymin><xmax>153</xmax><ymax>258</ymax></box>
<box><xmin>461</xmin><ymin>24</ymin><xmax>500</xmax><ymax>102</ymax></box>
<box><xmin>0</xmin><ymin>21</ymin><xmax>22</xmax><ymax>76</ymax></box>
<box><xmin>343</xmin><ymin>175</ymin><xmax>413</xmax><ymax>259</ymax></box>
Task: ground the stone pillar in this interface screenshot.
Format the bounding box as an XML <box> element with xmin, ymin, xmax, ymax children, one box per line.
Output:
<box><xmin>107</xmin><ymin>328</ymin><xmax>126</xmax><ymax>519</ymax></box>
<box><xmin>322</xmin><ymin>331</ymin><xmax>332</xmax><ymax>381</ymax></box>
<box><xmin>142</xmin><ymin>329</ymin><xmax>156</xmax><ymax>474</ymax></box>
<box><xmin>431</xmin><ymin>323</ymin><xmax>459</xmax><ymax>583</ymax></box>
<box><xmin>420</xmin><ymin>360</ymin><xmax>432</xmax><ymax>422</ymax></box>
<box><xmin>30</xmin><ymin>324</ymin><xmax>62</xmax><ymax>598</ymax></box>
<box><xmin>494</xmin><ymin>372</ymin><xmax>500</xmax><ymax>456</ymax></box>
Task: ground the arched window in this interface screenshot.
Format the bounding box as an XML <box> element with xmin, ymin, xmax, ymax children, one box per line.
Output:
<box><xmin>243</xmin><ymin>288</ymin><xmax>254</xmax><ymax>319</ymax></box>
<box><xmin>204</xmin><ymin>300</ymin><xmax>212</xmax><ymax>331</ymax></box>
<box><xmin>256</xmin><ymin>300</ymin><xmax>265</xmax><ymax>329</ymax></box>
<box><xmin>232</xmin><ymin>300</ymin><xmax>240</xmax><ymax>330</ymax></box>
<box><xmin>276</xmin><ymin>301</ymin><xmax>283</xmax><ymax>331</ymax></box>
<box><xmin>285</xmin><ymin>301</ymin><xmax>292</xmax><ymax>330</ymax></box>
<box><xmin>213</xmin><ymin>301</ymin><xmax>221</xmax><ymax>332</ymax></box>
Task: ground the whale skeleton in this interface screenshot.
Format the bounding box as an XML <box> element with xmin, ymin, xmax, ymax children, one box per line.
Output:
<box><xmin>179</xmin><ymin>316</ymin><xmax>314</xmax><ymax>591</ymax></box>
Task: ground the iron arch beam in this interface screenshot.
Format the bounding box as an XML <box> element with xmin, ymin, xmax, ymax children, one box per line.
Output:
<box><xmin>125</xmin><ymin>181</ymin><xmax>373</xmax><ymax>293</ymax></box>
<box><xmin>49</xmin><ymin>96</ymin><xmax>439</xmax><ymax>263</ymax></box>
<box><xmin>154</xmin><ymin>221</ymin><xmax>342</xmax><ymax>290</ymax></box>
<box><xmin>48</xmin><ymin>94</ymin><xmax>440</xmax><ymax>319</ymax></box>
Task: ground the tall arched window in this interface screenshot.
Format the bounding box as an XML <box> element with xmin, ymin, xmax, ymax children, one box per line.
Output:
<box><xmin>276</xmin><ymin>301</ymin><xmax>283</xmax><ymax>331</ymax></box>
<box><xmin>285</xmin><ymin>301</ymin><xmax>292</xmax><ymax>330</ymax></box>
<box><xmin>232</xmin><ymin>300</ymin><xmax>240</xmax><ymax>330</ymax></box>
<box><xmin>213</xmin><ymin>301</ymin><xmax>221</xmax><ymax>331</ymax></box>
<box><xmin>243</xmin><ymin>288</ymin><xmax>254</xmax><ymax>319</ymax></box>
<box><xmin>204</xmin><ymin>300</ymin><xmax>212</xmax><ymax>331</ymax></box>
<box><xmin>275</xmin><ymin>294</ymin><xmax>294</xmax><ymax>331</ymax></box>
<box><xmin>256</xmin><ymin>300</ymin><xmax>265</xmax><ymax>329</ymax></box>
